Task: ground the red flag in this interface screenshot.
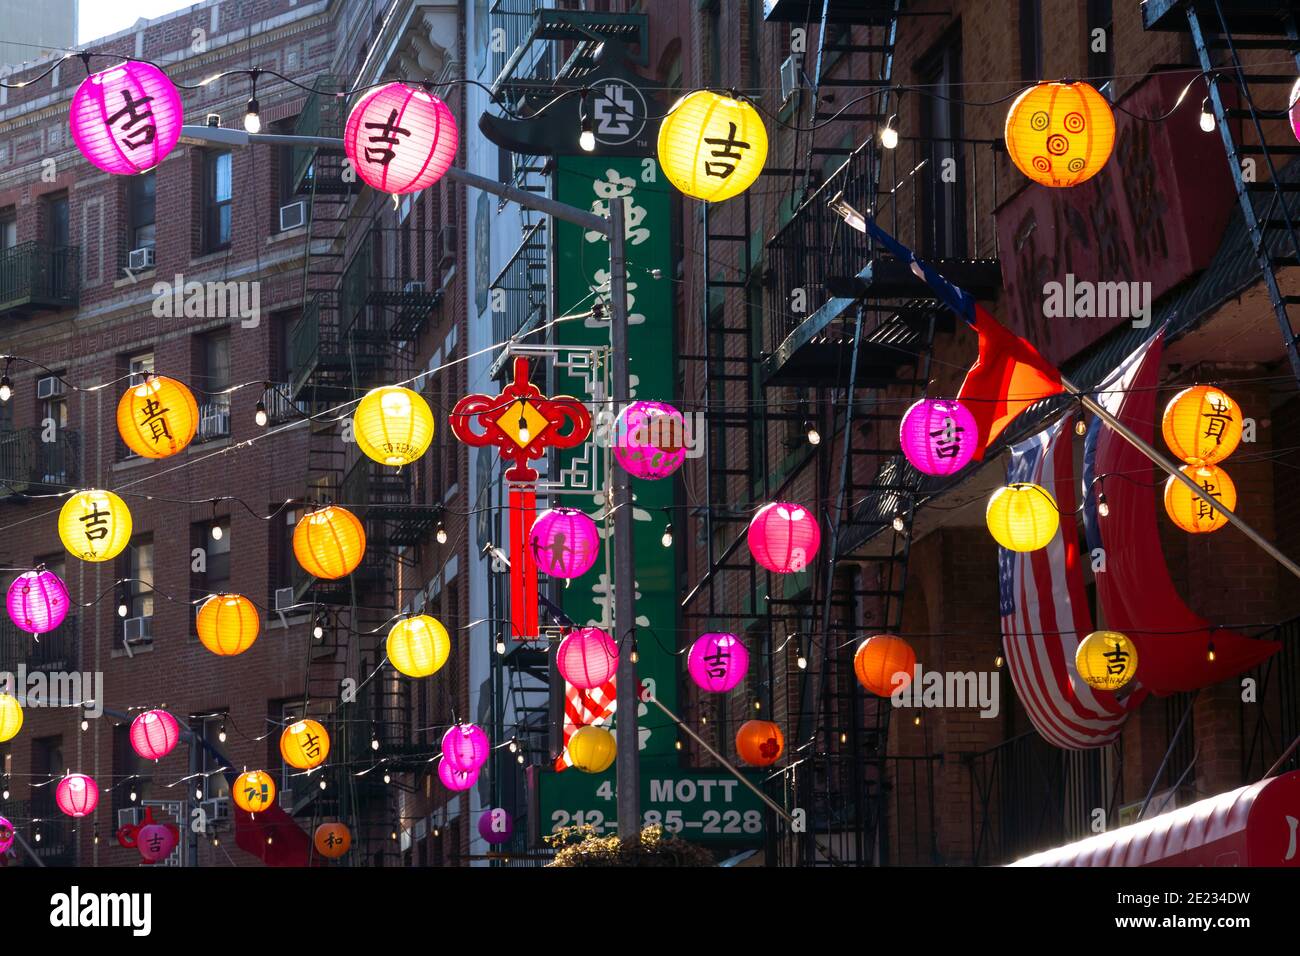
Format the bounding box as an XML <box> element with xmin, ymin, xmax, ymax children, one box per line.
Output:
<box><xmin>957</xmin><ymin>305</ymin><xmax>1065</xmax><ymax>458</ymax></box>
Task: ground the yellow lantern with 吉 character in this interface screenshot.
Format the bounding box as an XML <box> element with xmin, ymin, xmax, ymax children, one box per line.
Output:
<box><xmin>657</xmin><ymin>90</ymin><xmax>768</xmax><ymax>202</ymax></box>
<box><xmin>58</xmin><ymin>490</ymin><xmax>133</xmax><ymax>562</ymax></box>
<box><xmin>280</xmin><ymin>719</ymin><xmax>330</xmax><ymax>771</ymax></box>
<box><xmin>1075</xmin><ymin>630</ymin><xmax>1139</xmax><ymax>691</ymax></box>
<box><xmin>1164</xmin><ymin>464</ymin><xmax>1236</xmax><ymax>534</ymax></box>
<box><xmin>233</xmin><ymin>769</ymin><xmax>276</xmax><ymax>814</ymax></box>
<box><xmin>985</xmin><ymin>483</ymin><xmax>1059</xmax><ymax>552</ymax></box>
<box><xmin>1004</xmin><ymin>81</ymin><xmax>1115</xmax><ymax>188</ymax></box>
<box><xmin>116</xmin><ymin>375</ymin><xmax>200</xmax><ymax>459</ymax></box>
<box><xmin>567</xmin><ymin>725</ymin><xmax>616</xmax><ymax>774</ymax></box>
<box><xmin>1162</xmin><ymin>385</ymin><xmax>1243</xmax><ymax>466</ymax></box>
<box><xmin>387</xmin><ymin>615</ymin><xmax>451</xmax><ymax>678</ymax></box>
<box><xmin>0</xmin><ymin>693</ymin><xmax>23</xmax><ymax>742</ymax></box>
<box><xmin>353</xmin><ymin>385</ymin><xmax>435</xmax><ymax>467</ymax></box>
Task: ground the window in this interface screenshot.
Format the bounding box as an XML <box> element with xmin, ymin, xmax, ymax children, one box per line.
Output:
<box><xmin>1087</xmin><ymin>0</ymin><xmax>1114</xmax><ymax>88</ymax></box>
<box><xmin>126</xmin><ymin>351</ymin><xmax>155</xmax><ymax>386</ymax></box>
<box><xmin>43</xmin><ymin>193</ymin><xmax>69</xmax><ymax>248</ymax></box>
<box><xmin>195</xmin><ymin>330</ymin><xmax>231</xmax><ymax>441</ymax></box>
<box><xmin>112</xmin><ymin>723</ymin><xmax>148</xmax><ymax>814</ymax></box>
<box><xmin>271</xmin><ymin>698</ymin><xmax>308</xmax><ymax>802</ymax></box>
<box><xmin>204</xmin><ymin>151</ymin><xmax>233</xmax><ymax>251</ymax></box>
<box><xmin>0</xmin><ymin>207</ymin><xmax>15</xmax><ymax>249</ymax></box>
<box><xmin>127</xmin><ymin>171</ymin><xmax>156</xmax><ymax>253</ymax></box>
<box><xmin>1019</xmin><ymin>0</ymin><xmax>1043</xmax><ymax>82</ymax></box>
<box><xmin>193</xmin><ymin>518</ymin><xmax>231</xmax><ymax>595</ymax></box>
<box><xmin>192</xmin><ymin>712</ymin><xmax>230</xmax><ymax>800</ymax></box>
<box><xmin>30</xmin><ymin>736</ymin><xmax>65</xmax><ymax>815</ymax></box>
<box><xmin>119</xmin><ymin>534</ymin><xmax>155</xmax><ymax>622</ymax></box>
<box><xmin>918</xmin><ymin>29</ymin><xmax>967</xmax><ymax>258</ymax></box>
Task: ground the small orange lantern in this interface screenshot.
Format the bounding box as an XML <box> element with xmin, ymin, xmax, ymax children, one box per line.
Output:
<box><xmin>735</xmin><ymin>719</ymin><xmax>784</xmax><ymax>767</ymax></box>
<box><xmin>233</xmin><ymin>769</ymin><xmax>276</xmax><ymax>813</ymax></box>
<box><xmin>196</xmin><ymin>593</ymin><xmax>260</xmax><ymax>656</ymax></box>
<box><xmin>116</xmin><ymin>375</ymin><xmax>200</xmax><ymax>458</ymax></box>
<box><xmin>314</xmin><ymin>821</ymin><xmax>351</xmax><ymax>859</ymax></box>
<box><xmin>853</xmin><ymin>635</ymin><xmax>917</xmax><ymax>697</ymax></box>
<box><xmin>280</xmin><ymin>719</ymin><xmax>330</xmax><ymax>771</ymax></box>
<box><xmin>293</xmin><ymin>506</ymin><xmax>366</xmax><ymax>580</ymax></box>
<box><xmin>1004</xmin><ymin>81</ymin><xmax>1115</xmax><ymax>188</ymax></box>
<box><xmin>1162</xmin><ymin>385</ymin><xmax>1243</xmax><ymax>466</ymax></box>
<box><xmin>1164</xmin><ymin>464</ymin><xmax>1236</xmax><ymax>534</ymax></box>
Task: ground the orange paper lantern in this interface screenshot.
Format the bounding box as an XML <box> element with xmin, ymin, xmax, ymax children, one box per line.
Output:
<box><xmin>314</xmin><ymin>821</ymin><xmax>351</xmax><ymax>859</ymax></box>
<box><xmin>735</xmin><ymin>719</ymin><xmax>784</xmax><ymax>767</ymax></box>
<box><xmin>293</xmin><ymin>506</ymin><xmax>366</xmax><ymax>579</ymax></box>
<box><xmin>280</xmin><ymin>719</ymin><xmax>330</xmax><ymax>770</ymax></box>
<box><xmin>853</xmin><ymin>635</ymin><xmax>917</xmax><ymax>697</ymax></box>
<box><xmin>196</xmin><ymin>593</ymin><xmax>260</xmax><ymax>656</ymax></box>
<box><xmin>1164</xmin><ymin>464</ymin><xmax>1236</xmax><ymax>534</ymax></box>
<box><xmin>1005</xmin><ymin>81</ymin><xmax>1115</xmax><ymax>188</ymax></box>
<box><xmin>116</xmin><ymin>375</ymin><xmax>200</xmax><ymax>459</ymax></box>
<box><xmin>233</xmin><ymin>769</ymin><xmax>276</xmax><ymax>813</ymax></box>
<box><xmin>1162</xmin><ymin>385</ymin><xmax>1243</xmax><ymax>466</ymax></box>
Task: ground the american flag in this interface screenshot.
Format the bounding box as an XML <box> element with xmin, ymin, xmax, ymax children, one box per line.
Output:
<box><xmin>555</xmin><ymin>678</ymin><xmax>617</xmax><ymax>770</ymax></box>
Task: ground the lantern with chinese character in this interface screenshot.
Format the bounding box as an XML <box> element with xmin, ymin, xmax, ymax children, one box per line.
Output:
<box><xmin>1162</xmin><ymin>385</ymin><xmax>1242</xmax><ymax>466</ymax></box>
<box><xmin>657</xmin><ymin>90</ymin><xmax>768</xmax><ymax>202</ymax></box>
<box><xmin>280</xmin><ymin>719</ymin><xmax>330</xmax><ymax>771</ymax></box>
<box><xmin>55</xmin><ymin>773</ymin><xmax>98</xmax><ymax>818</ymax></box>
<box><xmin>0</xmin><ymin>816</ymin><xmax>14</xmax><ymax>855</ymax></box>
<box><xmin>293</xmin><ymin>505</ymin><xmax>366</xmax><ymax>579</ymax></box>
<box><xmin>1074</xmin><ymin>630</ymin><xmax>1139</xmax><ymax>691</ymax></box>
<box><xmin>130</xmin><ymin>709</ymin><xmax>180</xmax><ymax>761</ymax></box>
<box><xmin>900</xmin><ymin>399</ymin><xmax>978</xmax><ymax>476</ymax></box>
<box><xmin>116</xmin><ymin>375</ymin><xmax>199</xmax><ymax>459</ymax></box>
<box><xmin>529</xmin><ymin>507</ymin><xmax>600</xmax><ymax>580</ymax></box>
<box><xmin>137</xmin><ymin>818</ymin><xmax>179</xmax><ymax>864</ymax></box>
<box><xmin>1164</xmin><ymin>464</ymin><xmax>1236</xmax><ymax>534</ymax></box>
<box><xmin>1004</xmin><ymin>81</ymin><xmax>1115</xmax><ymax>188</ymax></box>
<box><xmin>748</xmin><ymin>502</ymin><xmax>820</xmax><ymax>573</ymax></box>
<box><xmin>687</xmin><ymin>633</ymin><xmax>749</xmax><ymax>693</ymax></box>
<box><xmin>986</xmin><ymin>483</ymin><xmax>1059</xmax><ymax>551</ymax></box>
<box><xmin>314</xmin><ymin>822</ymin><xmax>352</xmax><ymax>859</ymax></box>
<box><xmin>438</xmin><ymin>757</ymin><xmax>477</xmax><ymax>792</ymax></box>
<box><xmin>0</xmin><ymin>693</ymin><xmax>23</xmax><ymax>743</ymax></box>
<box><xmin>70</xmin><ymin>61</ymin><xmax>183</xmax><ymax>175</ymax></box>
<box><xmin>354</xmin><ymin>385</ymin><xmax>435</xmax><ymax>467</ymax></box>
<box><xmin>556</xmin><ymin>627</ymin><xmax>618</xmax><ymax>690</ymax></box>
<box><xmin>853</xmin><ymin>635</ymin><xmax>917</xmax><ymax>697</ymax></box>
<box><xmin>478</xmin><ymin>808</ymin><xmax>514</xmax><ymax>845</ymax></box>
<box><xmin>6</xmin><ymin>568</ymin><xmax>69</xmax><ymax>636</ymax></box>
<box><xmin>386</xmin><ymin>615</ymin><xmax>451</xmax><ymax>678</ymax></box>
<box><xmin>233</xmin><ymin>770</ymin><xmax>276</xmax><ymax>813</ymax></box>
<box><xmin>613</xmin><ymin>401</ymin><xmax>688</xmax><ymax>480</ymax></box>
<box><xmin>343</xmin><ymin>82</ymin><xmax>458</xmax><ymax>195</ymax></box>
<box><xmin>735</xmin><ymin>720</ymin><xmax>783</xmax><ymax>768</ymax></box>
<box><xmin>195</xmin><ymin>593</ymin><xmax>260</xmax><ymax>656</ymax></box>
<box><xmin>567</xmin><ymin>725</ymin><xmax>616</xmax><ymax>773</ymax></box>
<box><xmin>58</xmin><ymin>490</ymin><xmax>132</xmax><ymax>562</ymax></box>
<box><xmin>442</xmin><ymin>723</ymin><xmax>489</xmax><ymax>774</ymax></box>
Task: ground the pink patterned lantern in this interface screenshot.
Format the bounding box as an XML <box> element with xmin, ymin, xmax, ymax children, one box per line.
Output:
<box><xmin>438</xmin><ymin>757</ymin><xmax>477</xmax><ymax>792</ymax></box>
<box><xmin>0</xmin><ymin>815</ymin><xmax>14</xmax><ymax>854</ymax></box>
<box><xmin>6</xmin><ymin>569</ymin><xmax>70</xmax><ymax>635</ymax></box>
<box><xmin>529</xmin><ymin>507</ymin><xmax>600</xmax><ymax>579</ymax></box>
<box><xmin>687</xmin><ymin>633</ymin><xmax>749</xmax><ymax>693</ymax></box>
<box><xmin>442</xmin><ymin>723</ymin><xmax>490</xmax><ymax>774</ymax></box>
<box><xmin>130</xmin><ymin>709</ymin><xmax>181</xmax><ymax>761</ymax></box>
<box><xmin>478</xmin><ymin>808</ymin><xmax>514</xmax><ymax>845</ymax></box>
<box><xmin>136</xmin><ymin>820</ymin><xmax>179</xmax><ymax>863</ymax></box>
<box><xmin>613</xmin><ymin>401</ymin><xmax>688</xmax><ymax>480</ymax></box>
<box><xmin>556</xmin><ymin>627</ymin><xmax>618</xmax><ymax>690</ymax></box>
<box><xmin>55</xmin><ymin>773</ymin><xmax>99</xmax><ymax>818</ymax></box>
<box><xmin>70</xmin><ymin>61</ymin><xmax>184</xmax><ymax>175</ymax></box>
<box><xmin>899</xmin><ymin>399</ymin><xmax>978</xmax><ymax>476</ymax></box>
<box><xmin>747</xmin><ymin>502</ymin><xmax>820</xmax><ymax>573</ymax></box>
<box><xmin>343</xmin><ymin>82</ymin><xmax>458</xmax><ymax>195</ymax></box>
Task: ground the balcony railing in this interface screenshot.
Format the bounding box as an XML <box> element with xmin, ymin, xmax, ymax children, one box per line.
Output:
<box><xmin>1241</xmin><ymin>615</ymin><xmax>1300</xmax><ymax>779</ymax></box>
<box><xmin>0</xmin><ymin>615</ymin><xmax>79</xmax><ymax>674</ymax></box>
<box><xmin>0</xmin><ymin>241</ymin><xmax>80</xmax><ymax>315</ymax></box>
<box><xmin>489</xmin><ymin>220</ymin><xmax>547</xmax><ymax>378</ymax></box>
<box><xmin>290</xmin><ymin>75</ymin><xmax>348</xmax><ymax>193</ymax></box>
<box><xmin>288</xmin><ymin>291</ymin><xmax>388</xmax><ymax>400</ymax></box>
<box><xmin>0</xmin><ymin>426</ymin><xmax>79</xmax><ymax>499</ymax></box>
<box><xmin>264</xmin><ymin>382</ymin><xmax>307</xmax><ymax>423</ymax></box>
<box><xmin>20</xmin><ymin>797</ymin><xmax>74</xmax><ymax>864</ymax></box>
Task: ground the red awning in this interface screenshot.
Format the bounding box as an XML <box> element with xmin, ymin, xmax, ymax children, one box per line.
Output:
<box><xmin>1010</xmin><ymin>770</ymin><xmax>1300</xmax><ymax>867</ymax></box>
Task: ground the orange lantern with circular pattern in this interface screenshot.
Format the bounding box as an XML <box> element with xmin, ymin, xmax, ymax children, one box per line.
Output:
<box><xmin>1005</xmin><ymin>81</ymin><xmax>1115</xmax><ymax>188</ymax></box>
<box><xmin>280</xmin><ymin>719</ymin><xmax>330</xmax><ymax>771</ymax></box>
<box><xmin>232</xmin><ymin>769</ymin><xmax>276</xmax><ymax>813</ymax></box>
<box><xmin>853</xmin><ymin>634</ymin><xmax>917</xmax><ymax>697</ymax></box>
<box><xmin>293</xmin><ymin>506</ymin><xmax>366</xmax><ymax>580</ymax></box>
<box><xmin>116</xmin><ymin>375</ymin><xmax>200</xmax><ymax>459</ymax></box>
<box><xmin>314</xmin><ymin>821</ymin><xmax>351</xmax><ymax>859</ymax></box>
<box><xmin>735</xmin><ymin>719</ymin><xmax>784</xmax><ymax>767</ymax></box>
<box><xmin>1164</xmin><ymin>464</ymin><xmax>1236</xmax><ymax>534</ymax></box>
<box><xmin>196</xmin><ymin>593</ymin><xmax>260</xmax><ymax>656</ymax></box>
<box><xmin>1162</xmin><ymin>385</ymin><xmax>1243</xmax><ymax>466</ymax></box>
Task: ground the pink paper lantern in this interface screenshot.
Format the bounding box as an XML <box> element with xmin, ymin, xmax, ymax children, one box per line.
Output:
<box><xmin>1290</xmin><ymin>79</ymin><xmax>1300</xmax><ymax>143</ymax></box>
<box><xmin>137</xmin><ymin>821</ymin><xmax>179</xmax><ymax>863</ymax></box>
<box><xmin>438</xmin><ymin>757</ymin><xmax>477</xmax><ymax>792</ymax></box>
<box><xmin>343</xmin><ymin>82</ymin><xmax>458</xmax><ymax>195</ymax></box>
<box><xmin>0</xmin><ymin>815</ymin><xmax>14</xmax><ymax>855</ymax></box>
<box><xmin>70</xmin><ymin>61</ymin><xmax>183</xmax><ymax>175</ymax></box>
<box><xmin>613</xmin><ymin>401</ymin><xmax>688</xmax><ymax>480</ymax></box>
<box><xmin>899</xmin><ymin>399</ymin><xmax>978</xmax><ymax>476</ymax></box>
<box><xmin>130</xmin><ymin>709</ymin><xmax>180</xmax><ymax>761</ymax></box>
<box><xmin>687</xmin><ymin>633</ymin><xmax>749</xmax><ymax>693</ymax></box>
<box><xmin>6</xmin><ymin>569</ymin><xmax>70</xmax><ymax>635</ymax></box>
<box><xmin>556</xmin><ymin>627</ymin><xmax>618</xmax><ymax>690</ymax></box>
<box><xmin>442</xmin><ymin>723</ymin><xmax>490</xmax><ymax>774</ymax></box>
<box><xmin>55</xmin><ymin>773</ymin><xmax>99</xmax><ymax>818</ymax></box>
<box><xmin>478</xmin><ymin>808</ymin><xmax>514</xmax><ymax>845</ymax></box>
<box><xmin>747</xmin><ymin>502</ymin><xmax>820</xmax><ymax>573</ymax></box>
<box><xmin>529</xmin><ymin>507</ymin><xmax>600</xmax><ymax>579</ymax></box>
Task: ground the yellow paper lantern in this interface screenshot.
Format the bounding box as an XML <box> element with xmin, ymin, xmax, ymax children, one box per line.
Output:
<box><xmin>280</xmin><ymin>719</ymin><xmax>330</xmax><ymax>770</ymax></box>
<box><xmin>387</xmin><ymin>615</ymin><xmax>451</xmax><ymax>678</ymax></box>
<box><xmin>115</xmin><ymin>375</ymin><xmax>200</xmax><ymax>459</ymax></box>
<box><xmin>0</xmin><ymin>693</ymin><xmax>23</xmax><ymax>742</ymax></box>
<box><xmin>657</xmin><ymin>90</ymin><xmax>768</xmax><ymax>202</ymax></box>
<box><xmin>353</xmin><ymin>386</ymin><xmax>435</xmax><ymax>466</ymax></box>
<box><xmin>1162</xmin><ymin>385</ymin><xmax>1242</xmax><ymax>466</ymax></box>
<box><xmin>1164</xmin><ymin>464</ymin><xmax>1236</xmax><ymax>534</ymax></box>
<box><xmin>58</xmin><ymin>489</ymin><xmax>133</xmax><ymax>562</ymax></box>
<box><xmin>986</xmin><ymin>482</ymin><xmax>1059</xmax><ymax>551</ymax></box>
<box><xmin>196</xmin><ymin>593</ymin><xmax>260</xmax><ymax>656</ymax></box>
<box><xmin>1074</xmin><ymin>630</ymin><xmax>1139</xmax><ymax>691</ymax></box>
<box><xmin>567</xmin><ymin>725</ymin><xmax>616</xmax><ymax>774</ymax></box>
<box><xmin>293</xmin><ymin>506</ymin><xmax>366</xmax><ymax>579</ymax></box>
<box><xmin>233</xmin><ymin>769</ymin><xmax>276</xmax><ymax>813</ymax></box>
<box><xmin>1005</xmin><ymin>81</ymin><xmax>1115</xmax><ymax>188</ymax></box>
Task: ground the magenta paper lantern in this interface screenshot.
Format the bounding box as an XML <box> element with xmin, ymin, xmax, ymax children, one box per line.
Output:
<box><xmin>137</xmin><ymin>821</ymin><xmax>179</xmax><ymax>863</ymax></box>
<box><xmin>1291</xmin><ymin>79</ymin><xmax>1300</xmax><ymax>143</ymax></box>
<box><xmin>442</xmin><ymin>723</ymin><xmax>490</xmax><ymax>774</ymax></box>
<box><xmin>478</xmin><ymin>808</ymin><xmax>514</xmax><ymax>845</ymax></box>
<box><xmin>529</xmin><ymin>507</ymin><xmax>600</xmax><ymax>579</ymax></box>
<box><xmin>6</xmin><ymin>569</ymin><xmax>70</xmax><ymax>635</ymax></box>
<box><xmin>899</xmin><ymin>399</ymin><xmax>978</xmax><ymax>476</ymax></box>
<box><xmin>613</xmin><ymin>401</ymin><xmax>688</xmax><ymax>480</ymax></box>
<box><xmin>556</xmin><ymin>627</ymin><xmax>618</xmax><ymax>690</ymax></box>
<box><xmin>70</xmin><ymin>62</ymin><xmax>183</xmax><ymax>175</ymax></box>
<box><xmin>130</xmin><ymin>709</ymin><xmax>180</xmax><ymax>761</ymax></box>
<box><xmin>55</xmin><ymin>773</ymin><xmax>99</xmax><ymax>818</ymax></box>
<box><xmin>343</xmin><ymin>82</ymin><xmax>458</xmax><ymax>195</ymax></box>
<box><xmin>747</xmin><ymin>502</ymin><xmax>821</xmax><ymax>573</ymax></box>
<box><xmin>438</xmin><ymin>757</ymin><xmax>477</xmax><ymax>792</ymax></box>
<box><xmin>687</xmin><ymin>633</ymin><xmax>750</xmax><ymax>693</ymax></box>
<box><xmin>0</xmin><ymin>815</ymin><xmax>14</xmax><ymax>854</ymax></box>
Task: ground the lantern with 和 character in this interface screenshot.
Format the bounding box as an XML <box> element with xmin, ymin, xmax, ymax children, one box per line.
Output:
<box><xmin>196</xmin><ymin>593</ymin><xmax>260</xmax><ymax>656</ymax></box>
<box><xmin>314</xmin><ymin>822</ymin><xmax>352</xmax><ymax>859</ymax></box>
<box><xmin>6</xmin><ymin>568</ymin><xmax>69</xmax><ymax>636</ymax></box>
<box><xmin>293</xmin><ymin>506</ymin><xmax>366</xmax><ymax>579</ymax></box>
<box><xmin>386</xmin><ymin>615</ymin><xmax>451</xmax><ymax>678</ymax></box>
<box><xmin>735</xmin><ymin>720</ymin><xmax>784</xmax><ymax>768</ymax></box>
<box><xmin>1075</xmin><ymin>630</ymin><xmax>1139</xmax><ymax>691</ymax></box>
<box><xmin>1005</xmin><ymin>81</ymin><xmax>1115</xmax><ymax>188</ymax></box>
<box><xmin>70</xmin><ymin>61</ymin><xmax>183</xmax><ymax>175</ymax></box>
<box><xmin>55</xmin><ymin>773</ymin><xmax>99</xmax><ymax>818</ymax></box>
<box><xmin>58</xmin><ymin>490</ymin><xmax>133</xmax><ymax>562</ymax></box>
<box><xmin>1162</xmin><ymin>385</ymin><xmax>1243</xmax><ymax>466</ymax></box>
<box><xmin>1164</xmin><ymin>464</ymin><xmax>1236</xmax><ymax>534</ymax></box>
<box><xmin>116</xmin><ymin>375</ymin><xmax>199</xmax><ymax>459</ymax></box>
<box><xmin>529</xmin><ymin>508</ymin><xmax>600</xmax><ymax>580</ymax></box>
<box><xmin>986</xmin><ymin>483</ymin><xmax>1059</xmax><ymax>552</ymax></box>
<box><xmin>687</xmin><ymin>633</ymin><xmax>749</xmax><ymax>693</ymax></box>
<box><xmin>280</xmin><ymin>719</ymin><xmax>330</xmax><ymax>771</ymax></box>
<box><xmin>657</xmin><ymin>90</ymin><xmax>768</xmax><ymax>202</ymax></box>
<box><xmin>353</xmin><ymin>385</ymin><xmax>435</xmax><ymax>467</ymax></box>
<box><xmin>853</xmin><ymin>635</ymin><xmax>917</xmax><ymax>697</ymax></box>
<box><xmin>233</xmin><ymin>770</ymin><xmax>276</xmax><ymax>814</ymax></box>
<box><xmin>567</xmin><ymin>725</ymin><xmax>616</xmax><ymax>774</ymax></box>
<box><xmin>343</xmin><ymin>82</ymin><xmax>458</xmax><ymax>195</ymax></box>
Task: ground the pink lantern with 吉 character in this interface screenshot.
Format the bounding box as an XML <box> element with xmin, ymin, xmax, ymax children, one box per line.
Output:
<box><xmin>0</xmin><ymin>815</ymin><xmax>14</xmax><ymax>854</ymax></box>
<box><xmin>747</xmin><ymin>502</ymin><xmax>821</xmax><ymax>574</ymax></box>
<box><xmin>556</xmin><ymin>627</ymin><xmax>619</xmax><ymax>690</ymax></box>
<box><xmin>55</xmin><ymin>773</ymin><xmax>99</xmax><ymax>818</ymax></box>
<box><xmin>343</xmin><ymin>82</ymin><xmax>459</xmax><ymax>195</ymax></box>
<box><xmin>136</xmin><ymin>819</ymin><xmax>179</xmax><ymax>864</ymax></box>
<box><xmin>687</xmin><ymin>633</ymin><xmax>750</xmax><ymax>693</ymax></box>
<box><xmin>130</xmin><ymin>709</ymin><xmax>180</xmax><ymax>761</ymax></box>
<box><xmin>529</xmin><ymin>507</ymin><xmax>600</xmax><ymax>579</ymax></box>
<box><xmin>438</xmin><ymin>757</ymin><xmax>477</xmax><ymax>792</ymax></box>
<box><xmin>70</xmin><ymin>61</ymin><xmax>184</xmax><ymax>175</ymax></box>
<box><xmin>442</xmin><ymin>723</ymin><xmax>490</xmax><ymax>774</ymax></box>
<box><xmin>899</xmin><ymin>398</ymin><xmax>978</xmax><ymax>477</ymax></box>
<box><xmin>6</xmin><ymin>568</ymin><xmax>70</xmax><ymax>636</ymax></box>
<box><xmin>613</xmin><ymin>401</ymin><xmax>688</xmax><ymax>480</ymax></box>
<box><xmin>478</xmin><ymin>808</ymin><xmax>514</xmax><ymax>845</ymax></box>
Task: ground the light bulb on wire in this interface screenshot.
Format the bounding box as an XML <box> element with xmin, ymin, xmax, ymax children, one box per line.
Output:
<box><xmin>254</xmin><ymin>400</ymin><xmax>268</xmax><ymax>427</ymax></box>
<box><xmin>1199</xmin><ymin>97</ymin><xmax>1215</xmax><ymax>133</ymax></box>
<box><xmin>0</xmin><ymin>375</ymin><xmax>11</xmax><ymax>403</ymax></box>
<box><xmin>661</xmin><ymin>524</ymin><xmax>673</xmax><ymax>548</ymax></box>
<box><xmin>880</xmin><ymin>114</ymin><xmax>899</xmax><ymax>150</ymax></box>
<box><xmin>806</xmin><ymin>421</ymin><xmax>821</xmax><ymax>446</ymax></box>
<box><xmin>244</xmin><ymin>97</ymin><xmax>261</xmax><ymax>134</ymax></box>
<box><xmin>436</xmin><ymin>523</ymin><xmax>448</xmax><ymax>545</ymax></box>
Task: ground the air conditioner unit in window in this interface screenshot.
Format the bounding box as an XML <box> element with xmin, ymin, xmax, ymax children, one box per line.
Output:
<box><xmin>438</xmin><ymin>224</ymin><xmax>457</xmax><ymax>264</ymax></box>
<box><xmin>201</xmin><ymin>797</ymin><xmax>231</xmax><ymax>824</ymax></box>
<box><xmin>402</xmin><ymin>280</ymin><xmax>426</xmax><ymax>294</ymax></box>
<box><xmin>36</xmin><ymin>375</ymin><xmax>66</xmax><ymax>400</ymax></box>
<box><xmin>123</xmin><ymin>616</ymin><xmax>152</xmax><ymax>644</ymax></box>
<box><xmin>128</xmin><ymin>246</ymin><xmax>155</xmax><ymax>271</ymax></box>
<box><xmin>780</xmin><ymin>54</ymin><xmax>803</xmax><ymax>105</ymax></box>
<box><xmin>279</xmin><ymin>200</ymin><xmax>308</xmax><ymax>232</ymax></box>
<box><xmin>273</xmin><ymin>587</ymin><xmax>296</xmax><ymax>612</ymax></box>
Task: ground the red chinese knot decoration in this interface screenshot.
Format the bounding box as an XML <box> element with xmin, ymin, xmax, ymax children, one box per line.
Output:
<box><xmin>343</xmin><ymin>82</ymin><xmax>458</xmax><ymax>195</ymax></box>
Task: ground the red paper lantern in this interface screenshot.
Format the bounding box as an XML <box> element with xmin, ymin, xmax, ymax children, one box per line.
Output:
<box><xmin>747</xmin><ymin>502</ymin><xmax>820</xmax><ymax>573</ymax></box>
<box><xmin>735</xmin><ymin>720</ymin><xmax>784</xmax><ymax>767</ymax></box>
<box><xmin>130</xmin><ymin>709</ymin><xmax>180</xmax><ymax>761</ymax></box>
<box><xmin>343</xmin><ymin>82</ymin><xmax>458</xmax><ymax>195</ymax></box>
<box><xmin>556</xmin><ymin>627</ymin><xmax>618</xmax><ymax>690</ymax></box>
<box><xmin>853</xmin><ymin>635</ymin><xmax>917</xmax><ymax>697</ymax></box>
<box><xmin>55</xmin><ymin>773</ymin><xmax>99</xmax><ymax>818</ymax></box>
